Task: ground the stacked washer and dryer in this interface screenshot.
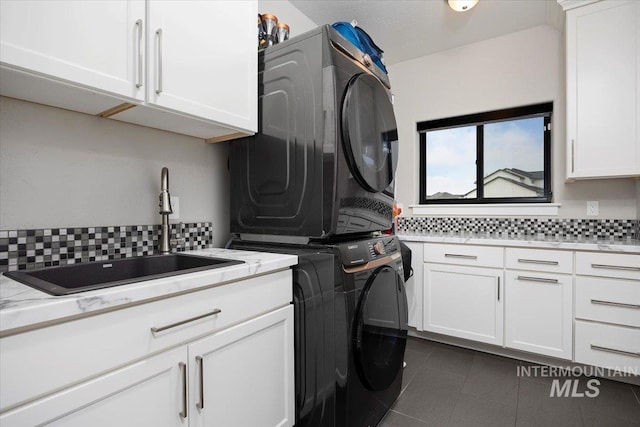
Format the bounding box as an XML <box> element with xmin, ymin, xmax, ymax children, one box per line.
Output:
<box><xmin>229</xmin><ymin>25</ymin><xmax>407</xmax><ymax>427</ymax></box>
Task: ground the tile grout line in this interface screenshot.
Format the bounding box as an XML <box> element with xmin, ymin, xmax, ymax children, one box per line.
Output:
<box><xmin>631</xmin><ymin>385</ymin><xmax>640</xmax><ymax>405</ymax></box>
<box><xmin>514</xmin><ymin>370</ymin><xmax>522</xmax><ymax>427</ymax></box>
<box><xmin>385</xmin><ymin>409</ymin><xmax>429</xmax><ymax>425</ymax></box>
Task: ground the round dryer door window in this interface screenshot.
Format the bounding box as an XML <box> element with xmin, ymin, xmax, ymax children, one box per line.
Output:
<box><xmin>353</xmin><ymin>265</ymin><xmax>408</xmax><ymax>391</ymax></box>
<box><xmin>341</xmin><ymin>73</ymin><xmax>398</xmax><ymax>193</ymax></box>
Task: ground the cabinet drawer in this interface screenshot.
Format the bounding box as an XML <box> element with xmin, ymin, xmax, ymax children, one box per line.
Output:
<box><xmin>505</xmin><ymin>248</ymin><xmax>573</xmax><ymax>274</ymax></box>
<box><xmin>423</xmin><ymin>244</ymin><xmax>503</xmax><ymax>268</ymax></box>
<box><xmin>0</xmin><ymin>270</ymin><xmax>292</xmax><ymax>411</ymax></box>
<box><xmin>575</xmin><ymin>321</ymin><xmax>640</xmax><ymax>375</ymax></box>
<box><xmin>575</xmin><ymin>252</ymin><xmax>640</xmax><ymax>280</ymax></box>
<box><xmin>575</xmin><ymin>276</ymin><xmax>640</xmax><ymax>327</ymax></box>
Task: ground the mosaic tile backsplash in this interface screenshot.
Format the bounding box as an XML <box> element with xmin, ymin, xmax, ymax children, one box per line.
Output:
<box><xmin>397</xmin><ymin>217</ymin><xmax>639</xmax><ymax>240</ymax></box>
<box><xmin>1</xmin><ymin>218</ymin><xmax>638</xmax><ymax>273</ymax></box>
<box><xmin>0</xmin><ymin>222</ymin><xmax>214</xmax><ymax>272</ymax></box>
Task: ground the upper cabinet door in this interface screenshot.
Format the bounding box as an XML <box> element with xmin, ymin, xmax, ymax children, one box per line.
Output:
<box><xmin>147</xmin><ymin>0</ymin><xmax>257</xmax><ymax>132</ymax></box>
<box><xmin>565</xmin><ymin>0</ymin><xmax>640</xmax><ymax>179</ymax></box>
<box><xmin>0</xmin><ymin>0</ymin><xmax>145</xmax><ymax>101</ymax></box>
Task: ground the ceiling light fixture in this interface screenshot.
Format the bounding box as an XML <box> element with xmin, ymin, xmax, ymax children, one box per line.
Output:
<box><xmin>448</xmin><ymin>0</ymin><xmax>479</xmax><ymax>12</ymax></box>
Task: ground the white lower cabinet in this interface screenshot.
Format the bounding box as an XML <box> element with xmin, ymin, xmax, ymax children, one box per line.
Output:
<box><xmin>423</xmin><ymin>263</ymin><xmax>503</xmax><ymax>346</ymax></box>
<box><xmin>403</xmin><ymin>242</ymin><xmax>423</xmax><ymax>329</ymax></box>
<box><xmin>574</xmin><ymin>250</ymin><xmax>640</xmax><ymax>373</ymax></box>
<box><xmin>504</xmin><ymin>271</ymin><xmax>573</xmax><ymax>359</ymax></box>
<box><xmin>1</xmin><ymin>346</ymin><xmax>186</xmax><ymax>427</ymax></box>
<box><xmin>575</xmin><ymin>321</ymin><xmax>640</xmax><ymax>375</ymax></box>
<box><xmin>504</xmin><ymin>248</ymin><xmax>573</xmax><ymax>360</ymax></box>
<box><xmin>1</xmin><ymin>306</ymin><xmax>294</xmax><ymax>427</ymax></box>
<box><xmin>188</xmin><ymin>306</ymin><xmax>294</xmax><ymax>427</ymax></box>
<box><xmin>405</xmin><ymin>239</ymin><xmax>639</xmax><ymax>371</ymax></box>
<box><xmin>0</xmin><ymin>271</ymin><xmax>294</xmax><ymax>427</ymax></box>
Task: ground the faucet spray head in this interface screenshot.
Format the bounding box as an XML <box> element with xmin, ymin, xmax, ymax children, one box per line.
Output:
<box><xmin>159</xmin><ymin>167</ymin><xmax>172</xmax><ymax>214</ymax></box>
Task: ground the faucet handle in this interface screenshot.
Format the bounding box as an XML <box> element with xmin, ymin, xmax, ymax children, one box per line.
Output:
<box><xmin>170</xmin><ymin>238</ymin><xmax>186</xmax><ymax>249</ymax></box>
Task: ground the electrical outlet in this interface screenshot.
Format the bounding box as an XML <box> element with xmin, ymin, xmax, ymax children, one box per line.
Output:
<box><xmin>170</xmin><ymin>196</ymin><xmax>180</xmax><ymax>220</ymax></box>
<box><xmin>586</xmin><ymin>200</ymin><xmax>599</xmax><ymax>216</ymax></box>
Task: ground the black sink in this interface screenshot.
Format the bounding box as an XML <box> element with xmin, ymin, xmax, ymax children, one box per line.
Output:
<box><xmin>3</xmin><ymin>254</ymin><xmax>244</xmax><ymax>296</ymax></box>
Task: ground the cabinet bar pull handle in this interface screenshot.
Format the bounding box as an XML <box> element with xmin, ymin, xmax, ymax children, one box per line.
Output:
<box><xmin>150</xmin><ymin>308</ymin><xmax>221</xmax><ymax>333</ymax></box>
<box><xmin>155</xmin><ymin>28</ymin><xmax>163</xmax><ymax>94</ymax></box>
<box><xmin>179</xmin><ymin>362</ymin><xmax>187</xmax><ymax>419</ymax></box>
<box><xmin>516</xmin><ymin>275</ymin><xmax>559</xmax><ymax>284</ymax></box>
<box><xmin>590</xmin><ymin>345</ymin><xmax>640</xmax><ymax>358</ymax></box>
<box><xmin>591</xmin><ymin>264</ymin><xmax>640</xmax><ymax>272</ymax></box>
<box><xmin>196</xmin><ymin>356</ymin><xmax>205</xmax><ymax>411</ymax></box>
<box><xmin>571</xmin><ymin>139</ymin><xmax>575</xmax><ymax>173</ymax></box>
<box><xmin>591</xmin><ymin>299</ymin><xmax>640</xmax><ymax>309</ymax></box>
<box><xmin>444</xmin><ymin>253</ymin><xmax>478</xmax><ymax>260</ymax></box>
<box><xmin>497</xmin><ymin>276</ymin><xmax>500</xmax><ymax>301</ymax></box>
<box><xmin>517</xmin><ymin>258</ymin><xmax>559</xmax><ymax>266</ymax></box>
<box><xmin>135</xmin><ymin>19</ymin><xmax>143</xmax><ymax>88</ymax></box>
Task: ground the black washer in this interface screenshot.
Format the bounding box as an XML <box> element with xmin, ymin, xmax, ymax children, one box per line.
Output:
<box><xmin>353</xmin><ymin>264</ymin><xmax>407</xmax><ymax>391</ymax></box>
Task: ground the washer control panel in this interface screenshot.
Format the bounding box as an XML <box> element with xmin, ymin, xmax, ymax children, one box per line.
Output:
<box><xmin>339</xmin><ymin>235</ymin><xmax>399</xmax><ymax>266</ymax></box>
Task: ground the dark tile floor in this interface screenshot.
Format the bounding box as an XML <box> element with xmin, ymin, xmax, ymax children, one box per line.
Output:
<box><xmin>380</xmin><ymin>337</ymin><xmax>640</xmax><ymax>427</ymax></box>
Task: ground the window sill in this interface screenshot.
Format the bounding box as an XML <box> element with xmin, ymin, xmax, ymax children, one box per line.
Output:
<box><xmin>408</xmin><ymin>203</ymin><xmax>561</xmax><ymax>217</ymax></box>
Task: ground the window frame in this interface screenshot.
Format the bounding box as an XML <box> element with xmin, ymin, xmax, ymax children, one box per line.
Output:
<box><xmin>418</xmin><ymin>102</ymin><xmax>552</xmax><ymax>205</ymax></box>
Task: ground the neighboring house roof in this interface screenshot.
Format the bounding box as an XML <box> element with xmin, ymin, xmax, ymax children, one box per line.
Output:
<box><xmin>507</xmin><ymin>168</ymin><xmax>544</xmax><ymax>180</ymax></box>
<box><xmin>484</xmin><ymin>175</ymin><xmax>544</xmax><ymax>194</ymax></box>
<box><xmin>428</xmin><ymin>169</ymin><xmax>544</xmax><ymax>199</ymax></box>
<box><xmin>462</xmin><ymin>168</ymin><xmax>544</xmax><ymax>198</ymax></box>
<box><xmin>426</xmin><ymin>191</ymin><xmax>463</xmax><ymax>200</ymax></box>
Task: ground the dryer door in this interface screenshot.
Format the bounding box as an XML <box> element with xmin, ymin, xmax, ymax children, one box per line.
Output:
<box><xmin>353</xmin><ymin>264</ymin><xmax>408</xmax><ymax>391</ymax></box>
<box><xmin>341</xmin><ymin>73</ymin><xmax>398</xmax><ymax>193</ymax></box>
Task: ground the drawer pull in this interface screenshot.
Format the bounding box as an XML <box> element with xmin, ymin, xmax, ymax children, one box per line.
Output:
<box><xmin>517</xmin><ymin>258</ymin><xmax>559</xmax><ymax>266</ymax></box>
<box><xmin>590</xmin><ymin>344</ymin><xmax>640</xmax><ymax>358</ymax></box>
<box><xmin>196</xmin><ymin>355</ymin><xmax>205</xmax><ymax>411</ymax></box>
<box><xmin>179</xmin><ymin>362</ymin><xmax>187</xmax><ymax>419</ymax></box>
<box><xmin>516</xmin><ymin>275</ymin><xmax>559</xmax><ymax>284</ymax></box>
<box><xmin>445</xmin><ymin>253</ymin><xmax>478</xmax><ymax>260</ymax></box>
<box><xmin>591</xmin><ymin>299</ymin><xmax>640</xmax><ymax>310</ymax></box>
<box><xmin>591</xmin><ymin>264</ymin><xmax>640</xmax><ymax>272</ymax></box>
<box><xmin>151</xmin><ymin>308</ymin><xmax>222</xmax><ymax>334</ymax></box>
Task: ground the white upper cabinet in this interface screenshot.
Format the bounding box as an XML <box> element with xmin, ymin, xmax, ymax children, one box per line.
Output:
<box><xmin>0</xmin><ymin>0</ymin><xmax>257</xmax><ymax>140</ymax></box>
<box><xmin>0</xmin><ymin>0</ymin><xmax>145</xmax><ymax>106</ymax></box>
<box><xmin>563</xmin><ymin>0</ymin><xmax>640</xmax><ymax>179</ymax></box>
<box><xmin>147</xmin><ymin>0</ymin><xmax>256</xmax><ymax>132</ymax></box>
<box><xmin>114</xmin><ymin>0</ymin><xmax>257</xmax><ymax>139</ymax></box>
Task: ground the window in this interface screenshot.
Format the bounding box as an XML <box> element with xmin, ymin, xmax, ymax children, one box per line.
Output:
<box><xmin>418</xmin><ymin>103</ymin><xmax>552</xmax><ymax>204</ymax></box>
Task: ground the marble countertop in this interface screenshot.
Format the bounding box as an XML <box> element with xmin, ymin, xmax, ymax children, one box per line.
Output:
<box><xmin>397</xmin><ymin>232</ymin><xmax>640</xmax><ymax>253</ymax></box>
<box><xmin>0</xmin><ymin>248</ymin><xmax>298</xmax><ymax>335</ymax></box>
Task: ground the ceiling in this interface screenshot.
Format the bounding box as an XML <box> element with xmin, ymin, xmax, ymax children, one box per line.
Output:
<box><xmin>288</xmin><ymin>0</ymin><xmax>565</xmax><ymax>65</ymax></box>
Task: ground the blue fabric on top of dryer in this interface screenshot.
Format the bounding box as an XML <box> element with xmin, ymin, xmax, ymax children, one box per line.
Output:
<box><xmin>331</xmin><ymin>22</ymin><xmax>387</xmax><ymax>74</ymax></box>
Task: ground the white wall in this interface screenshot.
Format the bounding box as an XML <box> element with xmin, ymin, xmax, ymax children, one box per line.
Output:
<box><xmin>0</xmin><ymin>97</ymin><xmax>231</xmax><ymax>246</ymax></box>
<box><xmin>258</xmin><ymin>0</ymin><xmax>317</xmax><ymax>38</ymax></box>
<box><xmin>388</xmin><ymin>24</ymin><xmax>637</xmax><ymax>219</ymax></box>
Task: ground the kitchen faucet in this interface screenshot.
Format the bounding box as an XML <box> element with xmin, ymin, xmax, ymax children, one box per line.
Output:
<box><xmin>158</xmin><ymin>167</ymin><xmax>172</xmax><ymax>254</ymax></box>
